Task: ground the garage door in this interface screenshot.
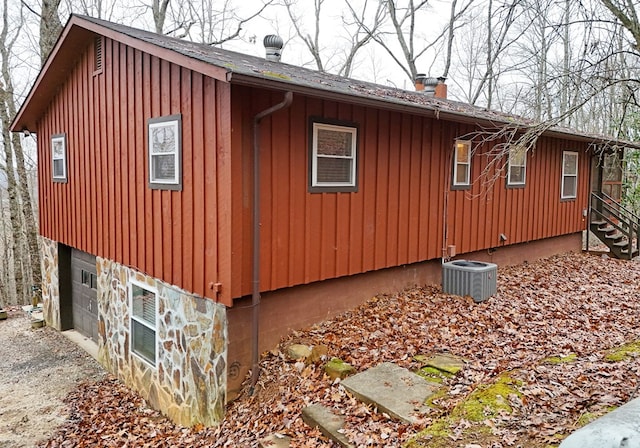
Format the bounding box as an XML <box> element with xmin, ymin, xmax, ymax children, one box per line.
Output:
<box><xmin>71</xmin><ymin>249</ymin><xmax>98</xmax><ymax>342</ymax></box>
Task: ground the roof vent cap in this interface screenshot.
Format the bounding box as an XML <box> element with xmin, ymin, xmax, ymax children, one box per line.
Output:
<box><xmin>263</xmin><ymin>35</ymin><xmax>284</xmax><ymax>62</ymax></box>
<box><xmin>423</xmin><ymin>77</ymin><xmax>439</xmax><ymax>96</ymax></box>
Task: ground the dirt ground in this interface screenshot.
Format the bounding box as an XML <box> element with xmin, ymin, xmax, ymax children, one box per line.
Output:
<box><xmin>0</xmin><ymin>307</ymin><xmax>104</xmax><ymax>448</ymax></box>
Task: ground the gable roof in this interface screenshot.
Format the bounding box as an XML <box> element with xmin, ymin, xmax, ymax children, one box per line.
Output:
<box><xmin>11</xmin><ymin>14</ymin><xmax>640</xmax><ymax>150</ymax></box>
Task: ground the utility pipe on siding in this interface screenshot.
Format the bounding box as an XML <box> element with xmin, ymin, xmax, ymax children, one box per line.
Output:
<box><xmin>250</xmin><ymin>91</ymin><xmax>293</xmax><ymax>395</ymax></box>
<box><xmin>442</xmin><ymin>142</ymin><xmax>453</xmax><ymax>263</ymax></box>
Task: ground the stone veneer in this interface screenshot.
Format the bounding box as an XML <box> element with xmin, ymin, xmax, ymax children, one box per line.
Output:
<box><xmin>41</xmin><ymin>237</ymin><xmax>61</xmax><ymax>330</ymax></box>
<box><xmin>96</xmin><ymin>257</ymin><xmax>228</xmax><ymax>427</ymax></box>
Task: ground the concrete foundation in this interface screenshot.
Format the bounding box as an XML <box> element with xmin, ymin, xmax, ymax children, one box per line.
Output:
<box><xmin>227</xmin><ymin>232</ymin><xmax>582</xmax><ymax>398</ymax></box>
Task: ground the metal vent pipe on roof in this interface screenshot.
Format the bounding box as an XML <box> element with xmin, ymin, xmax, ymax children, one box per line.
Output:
<box><xmin>414</xmin><ymin>73</ymin><xmax>439</xmax><ymax>96</ymax></box>
<box><xmin>263</xmin><ymin>35</ymin><xmax>284</xmax><ymax>62</ymax></box>
<box><xmin>423</xmin><ymin>77</ymin><xmax>439</xmax><ymax>96</ymax></box>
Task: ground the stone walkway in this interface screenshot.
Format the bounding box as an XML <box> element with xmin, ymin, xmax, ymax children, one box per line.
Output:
<box><xmin>259</xmin><ymin>353</ymin><xmax>464</xmax><ymax>448</ymax></box>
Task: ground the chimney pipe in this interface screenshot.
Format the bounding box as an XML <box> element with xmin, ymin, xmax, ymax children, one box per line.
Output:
<box><xmin>263</xmin><ymin>35</ymin><xmax>284</xmax><ymax>62</ymax></box>
<box><xmin>435</xmin><ymin>76</ymin><xmax>447</xmax><ymax>99</ymax></box>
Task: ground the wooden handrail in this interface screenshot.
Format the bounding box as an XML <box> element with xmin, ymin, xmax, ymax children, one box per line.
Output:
<box><xmin>590</xmin><ymin>192</ymin><xmax>640</xmax><ymax>259</ymax></box>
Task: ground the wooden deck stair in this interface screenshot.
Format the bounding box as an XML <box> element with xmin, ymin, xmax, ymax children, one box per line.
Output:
<box><xmin>589</xmin><ymin>192</ymin><xmax>640</xmax><ymax>260</ymax></box>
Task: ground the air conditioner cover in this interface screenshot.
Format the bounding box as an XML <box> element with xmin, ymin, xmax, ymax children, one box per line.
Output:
<box><xmin>442</xmin><ymin>260</ymin><xmax>497</xmax><ymax>303</ymax></box>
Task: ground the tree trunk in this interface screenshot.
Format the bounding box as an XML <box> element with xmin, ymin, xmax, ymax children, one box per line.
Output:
<box><xmin>39</xmin><ymin>0</ymin><xmax>63</xmax><ymax>65</ymax></box>
<box><xmin>152</xmin><ymin>0</ymin><xmax>170</xmax><ymax>34</ymax></box>
<box><xmin>0</xmin><ymin>188</ymin><xmax>8</xmax><ymax>308</ymax></box>
<box><xmin>0</xmin><ymin>96</ymin><xmax>25</xmax><ymax>304</ymax></box>
<box><xmin>2</xmin><ymin>66</ymin><xmax>42</xmax><ymax>295</ymax></box>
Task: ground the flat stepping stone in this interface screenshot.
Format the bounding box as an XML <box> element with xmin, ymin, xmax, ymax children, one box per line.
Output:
<box><xmin>415</xmin><ymin>353</ymin><xmax>465</xmax><ymax>375</ymax></box>
<box><xmin>258</xmin><ymin>434</ymin><xmax>291</xmax><ymax>448</ymax></box>
<box><xmin>302</xmin><ymin>403</ymin><xmax>354</xmax><ymax>447</ymax></box>
<box><xmin>560</xmin><ymin>397</ymin><xmax>640</xmax><ymax>447</ymax></box>
<box><xmin>341</xmin><ymin>362</ymin><xmax>437</xmax><ymax>423</ymax></box>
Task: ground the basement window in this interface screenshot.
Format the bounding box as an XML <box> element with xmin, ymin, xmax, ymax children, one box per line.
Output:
<box><xmin>453</xmin><ymin>140</ymin><xmax>471</xmax><ymax>188</ymax></box>
<box><xmin>148</xmin><ymin>114</ymin><xmax>182</xmax><ymax>190</ymax></box>
<box><xmin>51</xmin><ymin>134</ymin><xmax>67</xmax><ymax>183</ymax></box>
<box><xmin>561</xmin><ymin>151</ymin><xmax>578</xmax><ymax>199</ymax></box>
<box><xmin>507</xmin><ymin>145</ymin><xmax>526</xmax><ymax>186</ymax></box>
<box><xmin>129</xmin><ymin>280</ymin><xmax>157</xmax><ymax>367</ymax></box>
<box><xmin>309</xmin><ymin>118</ymin><xmax>358</xmax><ymax>193</ymax></box>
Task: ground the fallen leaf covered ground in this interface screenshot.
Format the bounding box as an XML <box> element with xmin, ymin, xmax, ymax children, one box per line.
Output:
<box><xmin>40</xmin><ymin>252</ymin><xmax>640</xmax><ymax>447</ymax></box>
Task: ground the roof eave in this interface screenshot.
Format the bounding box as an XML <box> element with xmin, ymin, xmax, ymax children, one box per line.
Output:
<box><xmin>228</xmin><ymin>72</ymin><xmax>500</xmax><ymax>126</ymax></box>
<box><xmin>228</xmin><ymin>72</ymin><xmax>640</xmax><ymax>148</ymax></box>
<box><xmin>12</xmin><ymin>15</ymin><xmax>230</xmax><ymax>133</ymax></box>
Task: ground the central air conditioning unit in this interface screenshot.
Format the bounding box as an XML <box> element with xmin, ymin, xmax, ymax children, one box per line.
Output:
<box><xmin>442</xmin><ymin>260</ymin><xmax>497</xmax><ymax>303</ymax></box>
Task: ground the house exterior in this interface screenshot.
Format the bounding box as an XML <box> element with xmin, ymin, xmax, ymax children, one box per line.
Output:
<box><xmin>12</xmin><ymin>14</ymin><xmax>633</xmax><ymax>426</ymax></box>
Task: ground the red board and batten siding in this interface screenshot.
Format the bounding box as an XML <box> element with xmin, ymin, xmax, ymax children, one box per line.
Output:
<box><xmin>231</xmin><ymin>86</ymin><xmax>590</xmax><ymax>298</ymax></box>
<box><xmin>36</xmin><ymin>35</ymin><xmax>589</xmax><ymax>307</ymax></box>
<box><xmin>37</xmin><ymin>38</ymin><xmax>234</xmax><ymax>305</ymax></box>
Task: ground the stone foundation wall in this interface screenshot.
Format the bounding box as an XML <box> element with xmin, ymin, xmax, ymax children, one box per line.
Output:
<box><xmin>96</xmin><ymin>258</ymin><xmax>228</xmax><ymax>427</ymax></box>
<box><xmin>40</xmin><ymin>237</ymin><xmax>60</xmax><ymax>330</ymax></box>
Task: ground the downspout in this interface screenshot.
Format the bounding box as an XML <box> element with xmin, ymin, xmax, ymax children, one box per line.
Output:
<box><xmin>249</xmin><ymin>91</ymin><xmax>293</xmax><ymax>395</ymax></box>
<box><xmin>442</xmin><ymin>142</ymin><xmax>453</xmax><ymax>264</ymax></box>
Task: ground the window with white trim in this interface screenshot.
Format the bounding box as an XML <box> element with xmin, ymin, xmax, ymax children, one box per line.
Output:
<box><xmin>507</xmin><ymin>145</ymin><xmax>526</xmax><ymax>186</ymax></box>
<box><xmin>129</xmin><ymin>280</ymin><xmax>157</xmax><ymax>366</ymax></box>
<box><xmin>453</xmin><ymin>140</ymin><xmax>471</xmax><ymax>187</ymax></box>
<box><xmin>148</xmin><ymin>114</ymin><xmax>182</xmax><ymax>190</ymax></box>
<box><xmin>561</xmin><ymin>151</ymin><xmax>578</xmax><ymax>199</ymax></box>
<box><xmin>51</xmin><ymin>134</ymin><xmax>67</xmax><ymax>182</ymax></box>
<box><xmin>309</xmin><ymin>119</ymin><xmax>358</xmax><ymax>192</ymax></box>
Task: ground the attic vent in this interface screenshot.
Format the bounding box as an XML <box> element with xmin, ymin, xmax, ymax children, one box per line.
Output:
<box><xmin>94</xmin><ymin>36</ymin><xmax>103</xmax><ymax>74</ymax></box>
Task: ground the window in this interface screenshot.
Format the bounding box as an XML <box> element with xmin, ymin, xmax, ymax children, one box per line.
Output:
<box><xmin>81</xmin><ymin>270</ymin><xmax>97</xmax><ymax>290</ymax></box>
<box><xmin>507</xmin><ymin>146</ymin><xmax>526</xmax><ymax>186</ymax></box>
<box><xmin>148</xmin><ymin>114</ymin><xmax>182</xmax><ymax>190</ymax></box>
<box><xmin>51</xmin><ymin>134</ymin><xmax>67</xmax><ymax>182</ymax></box>
<box><xmin>129</xmin><ymin>281</ymin><xmax>157</xmax><ymax>366</ymax></box>
<box><xmin>309</xmin><ymin>119</ymin><xmax>358</xmax><ymax>192</ymax></box>
<box><xmin>561</xmin><ymin>151</ymin><xmax>578</xmax><ymax>199</ymax></box>
<box><xmin>453</xmin><ymin>140</ymin><xmax>471</xmax><ymax>187</ymax></box>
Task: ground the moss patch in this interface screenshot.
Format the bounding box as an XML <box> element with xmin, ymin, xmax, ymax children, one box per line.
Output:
<box><xmin>324</xmin><ymin>357</ymin><xmax>355</xmax><ymax>380</ymax></box>
<box><xmin>605</xmin><ymin>341</ymin><xmax>640</xmax><ymax>362</ymax></box>
<box><xmin>454</xmin><ymin>373</ymin><xmax>522</xmax><ymax>422</ymax></box>
<box><xmin>424</xmin><ymin>386</ymin><xmax>448</xmax><ymax>409</ymax></box>
<box><xmin>404</xmin><ymin>419</ymin><xmax>453</xmax><ymax>448</ymax></box>
<box><xmin>543</xmin><ymin>353</ymin><xmax>577</xmax><ymax>364</ymax></box>
<box><xmin>416</xmin><ymin>366</ymin><xmax>452</xmax><ymax>384</ymax></box>
<box><xmin>414</xmin><ymin>353</ymin><xmax>465</xmax><ymax>375</ymax></box>
<box><xmin>404</xmin><ymin>373</ymin><xmax>522</xmax><ymax>447</ymax></box>
<box><xmin>260</xmin><ymin>71</ymin><xmax>292</xmax><ymax>80</ymax></box>
<box><xmin>576</xmin><ymin>406</ymin><xmax>618</xmax><ymax>427</ymax></box>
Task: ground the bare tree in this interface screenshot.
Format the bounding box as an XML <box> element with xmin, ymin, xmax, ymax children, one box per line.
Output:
<box><xmin>282</xmin><ymin>0</ymin><xmax>383</xmax><ymax>76</ymax></box>
<box><xmin>0</xmin><ymin>9</ymin><xmax>25</xmax><ymax>304</ymax></box>
<box><xmin>599</xmin><ymin>0</ymin><xmax>640</xmax><ymax>50</ymax></box>
<box><xmin>362</xmin><ymin>0</ymin><xmax>474</xmax><ymax>82</ymax></box>
<box><xmin>39</xmin><ymin>0</ymin><xmax>63</xmax><ymax>64</ymax></box>
<box><xmin>65</xmin><ymin>0</ymin><xmax>119</xmax><ymax>20</ymax></box>
<box><xmin>152</xmin><ymin>0</ymin><xmax>170</xmax><ymax>34</ymax></box>
<box><xmin>152</xmin><ymin>0</ymin><xmax>274</xmax><ymax>45</ymax></box>
<box><xmin>0</xmin><ymin>187</ymin><xmax>10</xmax><ymax>307</ymax></box>
<box><xmin>470</xmin><ymin>0</ymin><xmax>525</xmax><ymax>107</ymax></box>
<box><xmin>1</xmin><ymin>68</ymin><xmax>42</xmax><ymax>301</ymax></box>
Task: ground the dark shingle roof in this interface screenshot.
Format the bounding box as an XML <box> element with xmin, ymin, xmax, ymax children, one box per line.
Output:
<box><xmin>14</xmin><ymin>14</ymin><xmax>640</xmax><ymax>148</ymax></box>
<box><xmin>80</xmin><ymin>16</ymin><xmax>531</xmax><ymax>122</ymax></box>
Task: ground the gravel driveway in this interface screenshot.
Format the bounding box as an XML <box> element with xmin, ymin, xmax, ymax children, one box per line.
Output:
<box><xmin>0</xmin><ymin>307</ymin><xmax>104</xmax><ymax>448</ymax></box>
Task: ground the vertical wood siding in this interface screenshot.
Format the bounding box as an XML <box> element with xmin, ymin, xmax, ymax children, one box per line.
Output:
<box><xmin>37</xmin><ymin>38</ymin><xmax>233</xmax><ymax>305</ymax></box>
<box><xmin>37</xmin><ymin>39</ymin><xmax>590</xmax><ymax>305</ymax></box>
<box><xmin>231</xmin><ymin>87</ymin><xmax>590</xmax><ymax>297</ymax></box>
